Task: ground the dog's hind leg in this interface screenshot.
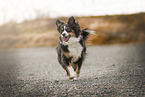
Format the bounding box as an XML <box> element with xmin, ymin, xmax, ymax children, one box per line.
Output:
<box><xmin>74</xmin><ymin>57</ymin><xmax>83</xmax><ymax>78</ymax></box>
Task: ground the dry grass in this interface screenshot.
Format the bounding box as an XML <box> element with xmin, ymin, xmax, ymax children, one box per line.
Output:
<box><xmin>0</xmin><ymin>31</ymin><xmax>58</xmax><ymax>49</ymax></box>
<box><xmin>78</xmin><ymin>13</ymin><xmax>145</xmax><ymax>45</ymax></box>
<box><xmin>0</xmin><ymin>13</ymin><xmax>145</xmax><ymax>49</ymax></box>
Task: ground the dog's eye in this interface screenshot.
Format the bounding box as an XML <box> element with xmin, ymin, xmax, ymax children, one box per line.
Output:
<box><xmin>61</xmin><ymin>28</ymin><xmax>64</xmax><ymax>31</ymax></box>
<box><xmin>65</xmin><ymin>27</ymin><xmax>68</xmax><ymax>30</ymax></box>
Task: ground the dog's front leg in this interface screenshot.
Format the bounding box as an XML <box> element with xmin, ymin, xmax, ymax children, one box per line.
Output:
<box><xmin>67</xmin><ymin>63</ymin><xmax>76</xmax><ymax>80</ymax></box>
<box><xmin>62</xmin><ymin>55</ymin><xmax>76</xmax><ymax>80</ymax></box>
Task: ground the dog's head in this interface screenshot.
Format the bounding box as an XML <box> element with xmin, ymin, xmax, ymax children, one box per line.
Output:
<box><xmin>56</xmin><ymin>16</ymin><xmax>81</xmax><ymax>42</ymax></box>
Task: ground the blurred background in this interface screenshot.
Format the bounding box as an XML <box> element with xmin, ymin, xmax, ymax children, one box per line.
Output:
<box><xmin>0</xmin><ymin>0</ymin><xmax>145</xmax><ymax>49</ymax></box>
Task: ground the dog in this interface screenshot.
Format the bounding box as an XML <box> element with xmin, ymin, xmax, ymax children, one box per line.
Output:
<box><xmin>56</xmin><ymin>16</ymin><xmax>93</xmax><ymax>80</ymax></box>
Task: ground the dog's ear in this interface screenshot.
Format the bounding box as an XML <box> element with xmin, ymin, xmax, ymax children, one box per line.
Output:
<box><xmin>67</xmin><ymin>16</ymin><xmax>76</xmax><ymax>26</ymax></box>
<box><xmin>56</xmin><ymin>19</ymin><xmax>64</xmax><ymax>31</ymax></box>
<box><xmin>68</xmin><ymin>16</ymin><xmax>81</xmax><ymax>37</ymax></box>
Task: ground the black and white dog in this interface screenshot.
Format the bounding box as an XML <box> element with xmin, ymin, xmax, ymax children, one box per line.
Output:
<box><xmin>56</xmin><ymin>16</ymin><xmax>93</xmax><ymax>80</ymax></box>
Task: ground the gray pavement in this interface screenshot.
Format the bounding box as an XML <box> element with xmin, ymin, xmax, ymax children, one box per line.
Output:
<box><xmin>0</xmin><ymin>43</ymin><xmax>145</xmax><ymax>96</ymax></box>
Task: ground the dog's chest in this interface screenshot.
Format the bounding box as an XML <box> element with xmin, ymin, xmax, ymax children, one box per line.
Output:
<box><xmin>67</xmin><ymin>37</ymin><xmax>83</xmax><ymax>61</ymax></box>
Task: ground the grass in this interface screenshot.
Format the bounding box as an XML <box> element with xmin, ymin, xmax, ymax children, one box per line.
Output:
<box><xmin>0</xmin><ymin>13</ymin><xmax>145</xmax><ymax>49</ymax></box>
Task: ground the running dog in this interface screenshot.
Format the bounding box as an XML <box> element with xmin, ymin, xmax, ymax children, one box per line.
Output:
<box><xmin>56</xmin><ymin>16</ymin><xmax>93</xmax><ymax>80</ymax></box>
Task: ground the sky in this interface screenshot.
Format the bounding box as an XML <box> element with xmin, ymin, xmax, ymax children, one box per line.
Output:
<box><xmin>0</xmin><ymin>0</ymin><xmax>145</xmax><ymax>25</ymax></box>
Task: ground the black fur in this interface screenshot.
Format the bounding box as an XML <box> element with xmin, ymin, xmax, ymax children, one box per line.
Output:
<box><xmin>60</xmin><ymin>43</ymin><xmax>69</xmax><ymax>52</ymax></box>
<box><xmin>68</xmin><ymin>16</ymin><xmax>81</xmax><ymax>37</ymax></box>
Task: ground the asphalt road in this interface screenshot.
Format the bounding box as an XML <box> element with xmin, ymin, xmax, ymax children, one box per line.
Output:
<box><xmin>0</xmin><ymin>43</ymin><xmax>145</xmax><ymax>96</ymax></box>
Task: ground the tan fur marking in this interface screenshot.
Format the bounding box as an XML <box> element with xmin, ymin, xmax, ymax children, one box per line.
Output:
<box><xmin>72</xmin><ymin>64</ymin><xmax>77</xmax><ymax>71</ymax></box>
<box><xmin>65</xmin><ymin>67</ymin><xmax>70</xmax><ymax>77</ymax></box>
<box><xmin>63</xmin><ymin>52</ymin><xmax>70</xmax><ymax>58</ymax></box>
<box><xmin>65</xmin><ymin>63</ymin><xmax>71</xmax><ymax>77</ymax></box>
<box><xmin>68</xmin><ymin>63</ymin><xmax>72</xmax><ymax>67</ymax></box>
<box><xmin>76</xmin><ymin>70</ymin><xmax>80</xmax><ymax>75</ymax></box>
<box><xmin>70</xmin><ymin>32</ymin><xmax>75</xmax><ymax>37</ymax></box>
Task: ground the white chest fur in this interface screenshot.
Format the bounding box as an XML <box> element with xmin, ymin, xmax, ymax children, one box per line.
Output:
<box><xmin>67</xmin><ymin>37</ymin><xmax>83</xmax><ymax>62</ymax></box>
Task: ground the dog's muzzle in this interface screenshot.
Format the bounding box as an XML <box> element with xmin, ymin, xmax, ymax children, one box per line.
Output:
<box><xmin>61</xmin><ymin>33</ymin><xmax>70</xmax><ymax>42</ymax></box>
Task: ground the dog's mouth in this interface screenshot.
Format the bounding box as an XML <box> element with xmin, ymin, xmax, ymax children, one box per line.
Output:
<box><xmin>63</xmin><ymin>35</ymin><xmax>70</xmax><ymax>42</ymax></box>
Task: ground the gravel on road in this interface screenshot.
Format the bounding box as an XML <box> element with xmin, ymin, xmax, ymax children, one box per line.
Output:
<box><xmin>0</xmin><ymin>43</ymin><xmax>145</xmax><ymax>96</ymax></box>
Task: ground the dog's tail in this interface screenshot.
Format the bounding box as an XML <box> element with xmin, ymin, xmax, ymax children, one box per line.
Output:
<box><xmin>81</xmin><ymin>28</ymin><xmax>96</xmax><ymax>40</ymax></box>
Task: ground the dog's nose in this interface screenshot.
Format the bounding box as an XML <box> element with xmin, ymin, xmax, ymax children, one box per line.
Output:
<box><xmin>62</xmin><ymin>33</ymin><xmax>66</xmax><ymax>36</ymax></box>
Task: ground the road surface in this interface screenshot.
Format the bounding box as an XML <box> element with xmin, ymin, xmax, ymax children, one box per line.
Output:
<box><xmin>0</xmin><ymin>43</ymin><xmax>145</xmax><ymax>96</ymax></box>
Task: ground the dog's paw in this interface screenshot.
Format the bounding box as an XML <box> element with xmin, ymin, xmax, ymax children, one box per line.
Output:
<box><xmin>69</xmin><ymin>73</ymin><xmax>79</xmax><ymax>81</ymax></box>
<box><xmin>69</xmin><ymin>76</ymin><xmax>78</xmax><ymax>81</ymax></box>
<box><xmin>73</xmin><ymin>77</ymin><xmax>78</xmax><ymax>81</ymax></box>
<box><xmin>68</xmin><ymin>66</ymin><xmax>76</xmax><ymax>78</ymax></box>
<box><xmin>69</xmin><ymin>77</ymin><xmax>74</xmax><ymax>81</ymax></box>
<box><xmin>69</xmin><ymin>72</ymin><xmax>76</xmax><ymax>79</ymax></box>
<box><xmin>75</xmin><ymin>73</ymin><xmax>79</xmax><ymax>78</ymax></box>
